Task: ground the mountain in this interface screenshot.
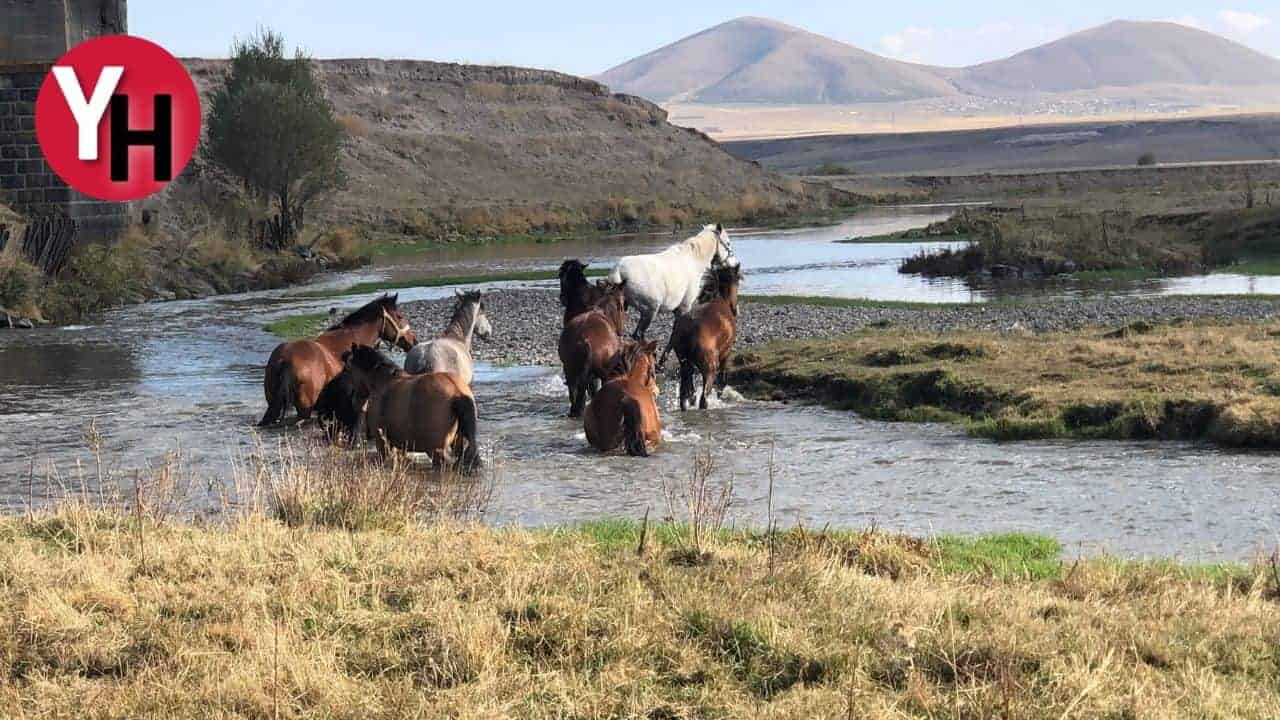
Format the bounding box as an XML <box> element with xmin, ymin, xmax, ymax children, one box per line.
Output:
<box><xmin>595</xmin><ymin>17</ymin><xmax>958</xmax><ymax>104</ymax></box>
<box><xmin>955</xmin><ymin>20</ymin><xmax>1280</xmax><ymax>94</ymax></box>
<box><xmin>599</xmin><ymin>18</ymin><xmax>1280</xmax><ymax>104</ymax></box>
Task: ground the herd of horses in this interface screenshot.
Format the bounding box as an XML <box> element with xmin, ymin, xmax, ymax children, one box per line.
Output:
<box><xmin>257</xmin><ymin>223</ymin><xmax>741</xmax><ymax>471</ymax></box>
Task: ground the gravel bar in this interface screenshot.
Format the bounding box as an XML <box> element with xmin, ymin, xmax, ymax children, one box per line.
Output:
<box><xmin>401</xmin><ymin>289</ymin><xmax>1280</xmax><ymax>368</ymax></box>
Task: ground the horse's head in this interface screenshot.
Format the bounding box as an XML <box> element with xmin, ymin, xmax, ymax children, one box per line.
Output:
<box><xmin>377</xmin><ymin>294</ymin><xmax>417</xmax><ymax>351</ymax></box>
<box><xmin>342</xmin><ymin>343</ymin><xmax>401</xmax><ymax>395</ymax></box>
<box><xmin>714</xmin><ymin>263</ymin><xmax>742</xmax><ymax>310</ymax></box>
<box><xmin>710</xmin><ymin>223</ymin><xmax>735</xmax><ymax>266</ymax></box>
<box><xmin>558</xmin><ymin>259</ymin><xmax>590</xmax><ymax>308</ymax></box>
<box><xmin>593</xmin><ymin>278</ymin><xmax>627</xmax><ymax>333</ymax></box>
<box><xmin>456</xmin><ymin>289</ymin><xmax>492</xmax><ymax>341</ymax></box>
<box><xmin>616</xmin><ymin>340</ymin><xmax>659</xmax><ymax>397</ymax></box>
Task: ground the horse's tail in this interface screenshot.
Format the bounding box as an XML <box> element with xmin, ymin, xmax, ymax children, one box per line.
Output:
<box><xmin>258</xmin><ymin>361</ymin><xmax>297</xmax><ymax>427</ymax></box>
<box><xmin>451</xmin><ymin>394</ymin><xmax>482</xmax><ymax>473</ymax></box>
<box><xmin>621</xmin><ymin>395</ymin><xmax>650</xmax><ymax>457</ymax></box>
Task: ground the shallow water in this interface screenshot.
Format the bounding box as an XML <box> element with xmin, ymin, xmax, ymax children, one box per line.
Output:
<box><xmin>2</xmin><ymin>206</ymin><xmax>1279</xmax><ymax>560</ymax></box>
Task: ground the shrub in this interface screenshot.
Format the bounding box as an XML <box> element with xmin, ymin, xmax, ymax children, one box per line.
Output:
<box><xmin>204</xmin><ymin>29</ymin><xmax>345</xmax><ymax>244</ymax></box>
<box><xmin>0</xmin><ymin>254</ymin><xmax>41</xmax><ymax>316</ymax></box>
<box><xmin>1137</xmin><ymin>153</ymin><xmax>1157</xmax><ymax>167</ymax></box>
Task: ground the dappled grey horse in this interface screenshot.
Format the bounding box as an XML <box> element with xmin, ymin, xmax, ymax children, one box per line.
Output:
<box><xmin>404</xmin><ymin>290</ymin><xmax>492</xmax><ymax>386</ymax></box>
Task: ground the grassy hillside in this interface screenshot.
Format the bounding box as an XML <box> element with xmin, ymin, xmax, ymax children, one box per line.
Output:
<box><xmin>176</xmin><ymin>59</ymin><xmax>841</xmax><ymax>248</ymax></box>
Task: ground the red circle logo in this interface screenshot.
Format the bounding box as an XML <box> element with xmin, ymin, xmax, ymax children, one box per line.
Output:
<box><xmin>35</xmin><ymin>36</ymin><xmax>201</xmax><ymax>202</ymax></box>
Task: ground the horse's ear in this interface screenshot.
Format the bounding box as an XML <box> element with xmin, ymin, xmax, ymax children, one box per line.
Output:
<box><xmin>715</xmin><ymin>223</ymin><xmax>724</xmax><ymax>234</ymax></box>
<box><xmin>390</xmin><ymin>293</ymin><xmax>398</xmax><ymax>306</ymax></box>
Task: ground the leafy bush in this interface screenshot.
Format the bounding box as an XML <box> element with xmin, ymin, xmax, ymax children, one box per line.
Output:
<box><xmin>204</xmin><ymin>29</ymin><xmax>345</xmax><ymax>243</ymax></box>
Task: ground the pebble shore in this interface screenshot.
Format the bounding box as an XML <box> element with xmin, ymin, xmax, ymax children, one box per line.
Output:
<box><xmin>400</xmin><ymin>289</ymin><xmax>1280</xmax><ymax>369</ymax></box>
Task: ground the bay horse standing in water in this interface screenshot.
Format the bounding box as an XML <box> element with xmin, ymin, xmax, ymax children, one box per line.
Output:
<box><xmin>667</xmin><ymin>264</ymin><xmax>741</xmax><ymax>410</ymax></box>
<box><xmin>259</xmin><ymin>294</ymin><xmax>416</xmax><ymax>426</ymax></box>
<box><xmin>404</xmin><ymin>290</ymin><xmax>491</xmax><ymax>386</ymax></box>
<box><xmin>343</xmin><ymin>344</ymin><xmax>481</xmax><ymax>472</ymax></box>
<box><xmin>558</xmin><ymin>270</ymin><xmax>627</xmax><ymax>417</ymax></box>
<box><xmin>584</xmin><ymin>340</ymin><xmax>662</xmax><ymax>457</ymax></box>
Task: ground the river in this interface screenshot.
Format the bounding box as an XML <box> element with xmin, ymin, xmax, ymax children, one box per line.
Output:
<box><xmin>2</xmin><ymin>206</ymin><xmax>1278</xmax><ymax>560</ymax></box>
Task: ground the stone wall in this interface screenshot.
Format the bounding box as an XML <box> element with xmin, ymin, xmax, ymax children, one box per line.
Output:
<box><xmin>0</xmin><ymin>0</ymin><xmax>129</xmax><ymax>237</ymax></box>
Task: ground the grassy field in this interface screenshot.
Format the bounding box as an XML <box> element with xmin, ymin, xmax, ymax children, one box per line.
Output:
<box><xmin>728</xmin><ymin>319</ymin><xmax>1280</xmax><ymax>448</ymax></box>
<box><xmin>263</xmin><ymin>312</ymin><xmax>330</xmax><ymax>339</ymax></box>
<box><xmin>3</xmin><ymin>500</ymin><xmax>1278</xmax><ymax>718</ymax></box>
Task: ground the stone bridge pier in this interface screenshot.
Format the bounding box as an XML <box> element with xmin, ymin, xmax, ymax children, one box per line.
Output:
<box><xmin>0</xmin><ymin>1</ymin><xmax>129</xmax><ymax>238</ymax></box>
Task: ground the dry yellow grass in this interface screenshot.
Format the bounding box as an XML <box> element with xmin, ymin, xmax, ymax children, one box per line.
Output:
<box><xmin>730</xmin><ymin>319</ymin><xmax>1280</xmax><ymax>447</ymax></box>
<box><xmin>0</xmin><ymin>504</ymin><xmax>1278</xmax><ymax>718</ymax></box>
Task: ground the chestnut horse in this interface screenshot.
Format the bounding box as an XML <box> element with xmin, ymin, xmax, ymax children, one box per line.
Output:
<box><xmin>343</xmin><ymin>344</ymin><xmax>481</xmax><ymax>472</ymax></box>
<box><xmin>667</xmin><ymin>264</ymin><xmax>741</xmax><ymax>410</ymax></box>
<box><xmin>584</xmin><ymin>340</ymin><xmax>662</xmax><ymax>456</ymax></box>
<box><xmin>558</xmin><ymin>277</ymin><xmax>627</xmax><ymax>417</ymax></box>
<box><xmin>259</xmin><ymin>294</ymin><xmax>416</xmax><ymax>426</ymax></box>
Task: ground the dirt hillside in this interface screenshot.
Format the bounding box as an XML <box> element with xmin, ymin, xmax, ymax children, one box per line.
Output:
<box><xmin>177</xmin><ymin>59</ymin><xmax>833</xmax><ymax>241</ymax></box>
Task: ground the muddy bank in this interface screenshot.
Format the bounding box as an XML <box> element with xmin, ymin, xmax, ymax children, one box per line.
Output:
<box><xmin>399</xmin><ymin>289</ymin><xmax>1280</xmax><ymax>368</ymax></box>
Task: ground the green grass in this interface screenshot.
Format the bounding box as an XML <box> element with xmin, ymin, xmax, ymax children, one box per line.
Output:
<box><xmin>1225</xmin><ymin>258</ymin><xmax>1280</xmax><ymax>276</ymax></box>
<box><xmin>369</xmin><ymin>230</ymin><xmax>600</xmax><ymax>259</ymax></box>
<box><xmin>264</xmin><ymin>312</ymin><xmax>328</xmax><ymax>339</ymax></box>
<box><xmin>932</xmin><ymin>533</ymin><xmax>1063</xmax><ymax>581</ymax></box>
<box><xmin>297</xmin><ymin>268</ymin><xmax>609</xmax><ymax>299</ymax></box>
<box><xmin>838</xmin><ymin>232</ymin><xmax>971</xmax><ymax>245</ymax></box>
<box><xmin>565</xmin><ymin>519</ymin><xmax>1066</xmax><ymax>581</ymax></box>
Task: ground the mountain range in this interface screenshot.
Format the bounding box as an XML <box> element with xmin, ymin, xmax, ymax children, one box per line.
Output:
<box><xmin>597</xmin><ymin>17</ymin><xmax>1280</xmax><ymax>104</ymax></box>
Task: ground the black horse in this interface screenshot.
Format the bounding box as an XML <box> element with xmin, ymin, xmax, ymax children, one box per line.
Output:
<box><xmin>314</xmin><ymin>368</ymin><xmax>365</xmax><ymax>442</ymax></box>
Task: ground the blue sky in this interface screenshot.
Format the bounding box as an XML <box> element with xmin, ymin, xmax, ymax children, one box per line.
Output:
<box><xmin>131</xmin><ymin>1</ymin><xmax>1280</xmax><ymax>74</ymax></box>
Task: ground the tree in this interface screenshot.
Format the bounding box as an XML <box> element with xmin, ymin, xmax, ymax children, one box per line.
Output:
<box><xmin>204</xmin><ymin>30</ymin><xmax>344</xmax><ymax>248</ymax></box>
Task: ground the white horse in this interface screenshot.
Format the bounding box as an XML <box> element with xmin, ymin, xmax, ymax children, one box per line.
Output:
<box><xmin>608</xmin><ymin>223</ymin><xmax>735</xmax><ymax>342</ymax></box>
<box><xmin>404</xmin><ymin>290</ymin><xmax>492</xmax><ymax>386</ymax></box>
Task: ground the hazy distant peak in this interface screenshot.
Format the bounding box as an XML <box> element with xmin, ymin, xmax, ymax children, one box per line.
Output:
<box><xmin>599</xmin><ymin>16</ymin><xmax>1280</xmax><ymax>104</ymax></box>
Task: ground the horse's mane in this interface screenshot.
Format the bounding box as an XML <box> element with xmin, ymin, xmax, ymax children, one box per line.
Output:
<box><xmin>344</xmin><ymin>344</ymin><xmax>401</xmax><ymax>377</ymax></box>
<box><xmin>329</xmin><ymin>294</ymin><xmax>397</xmax><ymax>330</ymax></box>
<box><xmin>606</xmin><ymin>340</ymin><xmax>655</xmax><ymax>379</ymax></box>
<box><xmin>696</xmin><ymin>263</ymin><xmax>742</xmax><ymax>303</ymax></box>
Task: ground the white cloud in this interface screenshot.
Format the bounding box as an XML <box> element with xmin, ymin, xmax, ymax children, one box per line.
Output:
<box><xmin>879</xmin><ymin>23</ymin><xmax>1064</xmax><ymax>67</ymax></box>
<box><xmin>1218</xmin><ymin>9</ymin><xmax>1273</xmax><ymax>34</ymax></box>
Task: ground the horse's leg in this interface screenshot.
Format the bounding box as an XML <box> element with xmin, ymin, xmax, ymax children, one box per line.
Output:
<box><xmin>633</xmin><ymin>303</ymin><xmax>655</xmax><ymax>341</ymax></box>
<box><xmin>658</xmin><ymin>318</ymin><xmax>680</xmax><ymax>370</ymax></box>
<box><xmin>700</xmin><ymin>362</ymin><xmax>717</xmax><ymax>410</ymax></box>
<box><xmin>679</xmin><ymin>360</ymin><xmax>695</xmax><ymax>412</ymax></box>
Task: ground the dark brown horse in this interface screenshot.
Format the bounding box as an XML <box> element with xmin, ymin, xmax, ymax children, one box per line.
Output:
<box><xmin>342</xmin><ymin>344</ymin><xmax>480</xmax><ymax>472</ymax></box>
<box><xmin>584</xmin><ymin>340</ymin><xmax>662</xmax><ymax>456</ymax></box>
<box><xmin>259</xmin><ymin>294</ymin><xmax>417</xmax><ymax>426</ymax></box>
<box><xmin>558</xmin><ymin>259</ymin><xmax>610</xmax><ymax>325</ymax></box>
<box><xmin>558</xmin><ymin>279</ymin><xmax>627</xmax><ymax>417</ymax></box>
<box><xmin>667</xmin><ymin>264</ymin><xmax>741</xmax><ymax>410</ymax></box>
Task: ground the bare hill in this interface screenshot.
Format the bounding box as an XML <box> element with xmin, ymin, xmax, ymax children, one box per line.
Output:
<box><xmin>596</xmin><ymin>17</ymin><xmax>957</xmax><ymax>104</ymax></box>
<box><xmin>600</xmin><ymin>18</ymin><xmax>1280</xmax><ymax>105</ymax></box>
<box><xmin>172</xmin><ymin>59</ymin><xmax>831</xmax><ymax>241</ymax></box>
<box><xmin>954</xmin><ymin>20</ymin><xmax>1280</xmax><ymax>95</ymax></box>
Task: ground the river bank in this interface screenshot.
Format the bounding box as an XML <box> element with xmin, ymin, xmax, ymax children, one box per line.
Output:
<box><xmin>387</xmin><ymin>288</ymin><xmax>1280</xmax><ymax>367</ymax></box>
<box><xmin>3</xmin><ymin>500</ymin><xmax>1277</xmax><ymax>718</ymax></box>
